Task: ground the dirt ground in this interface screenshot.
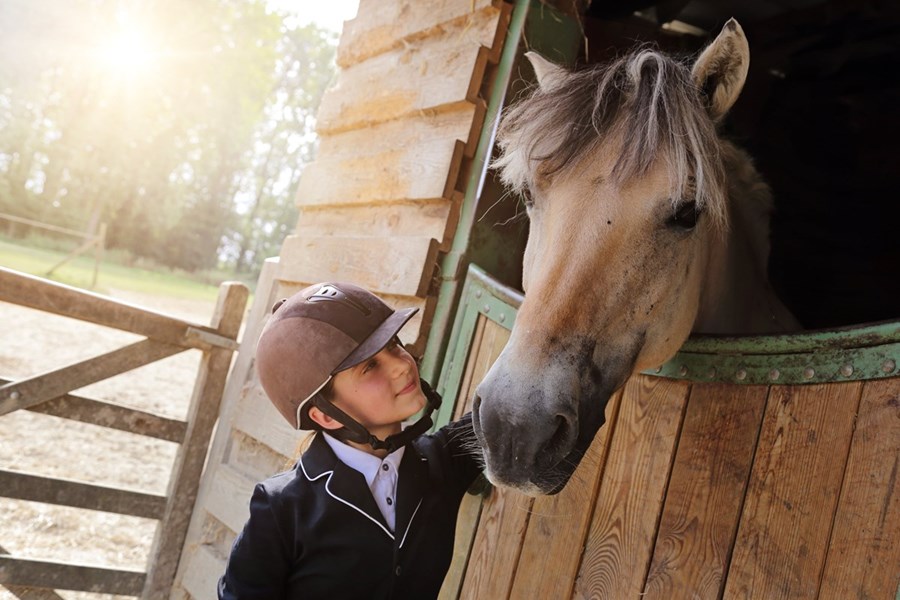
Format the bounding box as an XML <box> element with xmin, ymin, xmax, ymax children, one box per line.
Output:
<box><xmin>0</xmin><ymin>289</ymin><xmax>219</xmax><ymax>600</ymax></box>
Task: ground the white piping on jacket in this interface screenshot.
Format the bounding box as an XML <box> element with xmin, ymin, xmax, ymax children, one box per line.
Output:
<box><xmin>399</xmin><ymin>499</ymin><xmax>422</xmax><ymax>549</ymax></box>
<box><xmin>300</xmin><ymin>455</ymin><xmax>395</xmax><ymax>540</ymax></box>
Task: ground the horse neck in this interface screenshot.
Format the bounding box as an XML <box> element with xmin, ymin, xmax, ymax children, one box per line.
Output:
<box><xmin>695</xmin><ymin>144</ymin><xmax>800</xmax><ymax>334</ymax></box>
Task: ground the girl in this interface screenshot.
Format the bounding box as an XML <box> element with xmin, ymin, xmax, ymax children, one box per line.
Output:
<box><xmin>218</xmin><ymin>282</ymin><xmax>482</xmax><ymax>599</ymax></box>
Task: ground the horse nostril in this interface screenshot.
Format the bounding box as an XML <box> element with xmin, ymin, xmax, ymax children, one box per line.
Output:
<box><xmin>542</xmin><ymin>415</ymin><xmax>572</xmax><ymax>462</ymax></box>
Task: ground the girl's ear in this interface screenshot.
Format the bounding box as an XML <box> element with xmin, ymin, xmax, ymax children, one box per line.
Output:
<box><xmin>307</xmin><ymin>404</ymin><xmax>344</xmax><ymax>431</ymax></box>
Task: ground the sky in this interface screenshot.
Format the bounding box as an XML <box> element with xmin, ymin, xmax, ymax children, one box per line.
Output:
<box><xmin>268</xmin><ymin>0</ymin><xmax>361</xmax><ymax>33</ymax></box>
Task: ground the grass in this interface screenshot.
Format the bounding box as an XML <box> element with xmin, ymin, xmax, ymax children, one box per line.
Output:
<box><xmin>0</xmin><ymin>238</ymin><xmax>229</xmax><ymax>303</ymax></box>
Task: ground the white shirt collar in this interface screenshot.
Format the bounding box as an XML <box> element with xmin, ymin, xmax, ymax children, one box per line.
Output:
<box><xmin>322</xmin><ymin>432</ymin><xmax>405</xmax><ymax>487</ymax></box>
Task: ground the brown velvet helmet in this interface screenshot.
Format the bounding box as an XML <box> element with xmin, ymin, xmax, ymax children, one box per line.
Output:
<box><xmin>256</xmin><ymin>282</ymin><xmax>418</xmax><ymax>430</ymax></box>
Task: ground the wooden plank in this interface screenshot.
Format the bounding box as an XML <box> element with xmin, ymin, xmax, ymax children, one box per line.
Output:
<box><xmin>819</xmin><ymin>377</ymin><xmax>900</xmax><ymax>599</ymax></box>
<box><xmin>279</xmin><ymin>235</ymin><xmax>439</xmax><ymax>298</ymax></box>
<box><xmin>457</xmin><ymin>317</ymin><xmax>510</xmax><ymax>417</ymax></box>
<box><xmin>294</xmin><ymin>199</ymin><xmax>458</xmax><ymax>252</ymax></box>
<box><xmin>339</xmin><ymin>0</ymin><xmax>502</xmax><ymax>67</ymax></box>
<box><xmin>7</xmin><ymin>382</ymin><xmax>187</xmax><ymax>443</ymax></box>
<box><xmin>142</xmin><ymin>282</ymin><xmax>248</xmax><ymax>598</ymax></box>
<box><xmin>0</xmin><ymin>543</ymin><xmax>65</xmax><ymax>600</ymax></box>
<box><xmin>298</xmin><ymin>140</ymin><xmax>464</xmax><ymax>208</ymax></box>
<box><xmin>0</xmin><ymin>468</ymin><xmax>167</xmax><ymax>519</ymax></box>
<box><xmin>642</xmin><ymin>384</ymin><xmax>769</xmax><ymax>599</ymax></box>
<box><xmin>438</xmin><ymin>491</ymin><xmax>484</xmax><ymax>600</ymax></box>
<box><xmin>316</xmin><ymin>7</ymin><xmax>500</xmax><ymax>134</ymax></box>
<box><xmin>234</xmin><ymin>384</ymin><xmax>306</xmax><ymax>459</ymax></box>
<box><xmin>0</xmin><ymin>556</ymin><xmax>145</xmax><ymax>596</ymax></box>
<box><xmin>0</xmin><ymin>267</ymin><xmax>228</xmax><ymax>349</ymax></box>
<box><xmin>0</xmin><ymin>339</ymin><xmax>185</xmax><ymax>415</ymax></box>
<box><xmin>573</xmin><ymin>376</ymin><xmax>690</xmax><ymax>599</ymax></box>
<box><xmin>723</xmin><ymin>382</ymin><xmax>862</xmax><ymax>600</ymax></box>
<box><xmin>179</xmin><ymin>544</ymin><xmax>225</xmax><ymax>600</ymax></box>
<box><xmin>204</xmin><ymin>464</ymin><xmax>255</xmax><ymax>535</ymax></box>
<box><xmin>459</xmin><ymin>487</ymin><xmax>533</xmax><ymax>599</ymax></box>
<box><xmin>508</xmin><ymin>389</ymin><xmax>624</xmax><ymax>600</ymax></box>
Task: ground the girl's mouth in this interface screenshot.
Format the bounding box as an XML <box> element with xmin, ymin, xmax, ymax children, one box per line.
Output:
<box><xmin>398</xmin><ymin>380</ymin><xmax>417</xmax><ymax>395</ymax></box>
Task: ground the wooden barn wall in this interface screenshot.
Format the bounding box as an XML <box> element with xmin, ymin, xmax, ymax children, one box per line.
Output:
<box><xmin>171</xmin><ymin>1</ymin><xmax>512</xmax><ymax>597</ymax></box>
<box><xmin>440</xmin><ymin>316</ymin><xmax>900</xmax><ymax>599</ymax></box>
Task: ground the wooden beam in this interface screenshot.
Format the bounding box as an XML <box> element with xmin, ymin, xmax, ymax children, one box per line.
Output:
<box><xmin>316</xmin><ymin>6</ymin><xmax>501</xmax><ymax>134</ymax></box>
<box><xmin>279</xmin><ymin>235</ymin><xmax>439</xmax><ymax>298</ymax></box>
<box><xmin>339</xmin><ymin>0</ymin><xmax>502</xmax><ymax>68</ymax></box>
<box><xmin>0</xmin><ymin>469</ymin><xmax>167</xmax><ymax>519</ymax></box>
<box><xmin>0</xmin><ymin>555</ymin><xmax>145</xmax><ymax>596</ymax></box>
<box><xmin>141</xmin><ymin>282</ymin><xmax>248</xmax><ymax>598</ymax></box>
<box><xmin>0</xmin><ymin>380</ymin><xmax>187</xmax><ymax>443</ymax></box>
<box><xmin>0</xmin><ymin>339</ymin><xmax>185</xmax><ymax>416</ymax></box>
<box><xmin>0</xmin><ymin>544</ymin><xmax>65</xmax><ymax>600</ymax></box>
<box><xmin>0</xmin><ymin>267</ymin><xmax>234</xmax><ymax>349</ymax></box>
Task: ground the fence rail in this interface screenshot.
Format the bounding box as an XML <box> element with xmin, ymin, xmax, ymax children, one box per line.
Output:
<box><xmin>0</xmin><ymin>266</ymin><xmax>248</xmax><ymax>598</ymax></box>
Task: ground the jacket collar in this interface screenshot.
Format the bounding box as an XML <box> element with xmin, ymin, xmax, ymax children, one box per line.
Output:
<box><xmin>299</xmin><ymin>432</ymin><xmax>428</xmax><ymax>545</ymax></box>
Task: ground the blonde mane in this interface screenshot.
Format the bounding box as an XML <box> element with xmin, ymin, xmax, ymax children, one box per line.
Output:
<box><xmin>494</xmin><ymin>48</ymin><xmax>729</xmax><ymax>231</ymax></box>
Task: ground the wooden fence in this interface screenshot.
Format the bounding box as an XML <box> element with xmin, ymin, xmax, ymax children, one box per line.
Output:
<box><xmin>0</xmin><ymin>267</ymin><xmax>248</xmax><ymax>598</ymax></box>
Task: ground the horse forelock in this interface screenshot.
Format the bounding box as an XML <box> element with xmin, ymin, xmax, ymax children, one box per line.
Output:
<box><xmin>494</xmin><ymin>47</ymin><xmax>729</xmax><ymax>231</ymax></box>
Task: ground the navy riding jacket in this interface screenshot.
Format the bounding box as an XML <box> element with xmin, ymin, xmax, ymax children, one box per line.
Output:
<box><xmin>218</xmin><ymin>414</ymin><xmax>480</xmax><ymax>599</ymax></box>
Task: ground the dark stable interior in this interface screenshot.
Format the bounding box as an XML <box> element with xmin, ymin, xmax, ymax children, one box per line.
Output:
<box><xmin>580</xmin><ymin>0</ymin><xmax>900</xmax><ymax>330</ymax></box>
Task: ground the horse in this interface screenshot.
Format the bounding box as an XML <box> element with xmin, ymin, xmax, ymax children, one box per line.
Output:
<box><xmin>472</xmin><ymin>19</ymin><xmax>799</xmax><ymax>496</ymax></box>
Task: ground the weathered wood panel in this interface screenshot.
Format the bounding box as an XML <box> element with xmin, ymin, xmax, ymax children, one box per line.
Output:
<box><xmin>723</xmin><ymin>382</ymin><xmax>862</xmax><ymax>600</ymax></box>
<box><xmin>818</xmin><ymin>377</ymin><xmax>900</xmax><ymax>599</ymax></box>
<box><xmin>508</xmin><ymin>390</ymin><xmax>624</xmax><ymax>600</ymax></box>
<box><xmin>643</xmin><ymin>384</ymin><xmax>769</xmax><ymax>598</ymax></box>
<box><xmin>0</xmin><ymin>469</ymin><xmax>167</xmax><ymax>519</ymax></box>
<box><xmin>339</xmin><ymin>0</ymin><xmax>502</xmax><ymax>68</ymax></box>
<box><xmin>295</xmin><ymin>197</ymin><xmax>460</xmax><ymax>253</ymax></box>
<box><xmin>180</xmin><ymin>544</ymin><xmax>224</xmax><ymax>600</ymax></box>
<box><xmin>459</xmin><ymin>487</ymin><xmax>533</xmax><ymax>600</ymax></box>
<box><xmin>0</xmin><ymin>556</ymin><xmax>145</xmax><ymax>596</ymax></box>
<box><xmin>233</xmin><ymin>387</ymin><xmax>301</xmax><ymax>459</ymax></box>
<box><xmin>297</xmin><ymin>110</ymin><xmax>476</xmax><ymax>207</ymax></box>
<box><xmin>204</xmin><ymin>465</ymin><xmax>255</xmax><ymax>535</ymax></box>
<box><xmin>316</xmin><ymin>6</ymin><xmax>502</xmax><ymax>134</ymax></box>
<box><xmin>0</xmin><ymin>339</ymin><xmax>184</xmax><ymax>415</ymax></box>
<box><xmin>279</xmin><ymin>234</ymin><xmax>439</xmax><ymax>298</ymax></box>
<box><xmin>573</xmin><ymin>376</ymin><xmax>690</xmax><ymax>599</ymax></box>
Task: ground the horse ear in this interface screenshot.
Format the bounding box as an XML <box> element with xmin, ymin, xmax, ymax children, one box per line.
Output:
<box><xmin>691</xmin><ymin>18</ymin><xmax>750</xmax><ymax>122</ymax></box>
<box><xmin>526</xmin><ymin>51</ymin><xmax>566</xmax><ymax>91</ymax></box>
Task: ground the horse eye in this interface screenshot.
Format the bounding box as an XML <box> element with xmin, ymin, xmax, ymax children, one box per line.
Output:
<box><xmin>668</xmin><ymin>201</ymin><xmax>701</xmax><ymax>230</ymax></box>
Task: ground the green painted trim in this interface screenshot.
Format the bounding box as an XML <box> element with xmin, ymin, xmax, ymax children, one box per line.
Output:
<box><xmin>436</xmin><ymin>267</ymin><xmax>898</xmax><ymax>395</ymax></box>
<box><xmin>433</xmin><ymin>265</ymin><xmax>521</xmax><ymax>428</ymax></box>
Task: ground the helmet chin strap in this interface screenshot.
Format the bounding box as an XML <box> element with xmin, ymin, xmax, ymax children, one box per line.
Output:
<box><xmin>312</xmin><ymin>378</ymin><xmax>443</xmax><ymax>453</ymax></box>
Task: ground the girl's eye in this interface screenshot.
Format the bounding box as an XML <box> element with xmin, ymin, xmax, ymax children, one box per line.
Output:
<box><xmin>363</xmin><ymin>358</ymin><xmax>378</xmax><ymax>373</ymax></box>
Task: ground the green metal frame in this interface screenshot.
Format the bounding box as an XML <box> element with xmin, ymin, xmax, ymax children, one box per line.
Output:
<box><xmin>433</xmin><ymin>265</ymin><xmax>522</xmax><ymax>428</ymax></box>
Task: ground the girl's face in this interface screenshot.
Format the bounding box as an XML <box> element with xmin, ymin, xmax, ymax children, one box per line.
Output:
<box><xmin>330</xmin><ymin>338</ymin><xmax>426</xmax><ymax>439</ymax></box>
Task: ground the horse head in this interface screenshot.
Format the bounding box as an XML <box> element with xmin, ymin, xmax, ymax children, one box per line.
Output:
<box><xmin>473</xmin><ymin>20</ymin><xmax>794</xmax><ymax>495</ymax></box>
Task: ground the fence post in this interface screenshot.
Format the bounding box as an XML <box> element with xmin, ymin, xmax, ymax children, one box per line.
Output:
<box><xmin>141</xmin><ymin>281</ymin><xmax>248</xmax><ymax>599</ymax></box>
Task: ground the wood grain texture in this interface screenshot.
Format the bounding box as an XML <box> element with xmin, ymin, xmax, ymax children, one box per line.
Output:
<box><xmin>294</xmin><ymin>199</ymin><xmax>459</xmax><ymax>253</ymax></box>
<box><xmin>298</xmin><ymin>110</ymin><xmax>475</xmax><ymax>207</ymax></box>
<box><xmin>316</xmin><ymin>7</ymin><xmax>500</xmax><ymax>134</ymax></box>
<box><xmin>339</xmin><ymin>0</ymin><xmax>503</xmax><ymax>68</ymax></box>
<box><xmin>279</xmin><ymin>234</ymin><xmax>439</xmax><ymax>298</ymax></box>
<box><xmin>573</xmin><ymin>375</ymin><xmax>690</xmax><ymax>600</ymax></box>
<box><xmin>459</xmin><ymin>486</ymin><xmax>533</xmax><ymax>600</ymax></box>
<box><xmin>508</xmin><ymin>390</ymin><xmax>624</xmax><ymax>600</ymax></box>
<box><xmin>456</xmin><ymin>316</ymin><xmax>510</xmax><ymax>418</ymax></box>
<box><xmin>178</xmin><ymin>544</ymin><xmax>224</xmax><ymax>600</ymax></box>
<box><xmin>723</xmin><ymin>382</ymin><xmax>862</xmax><ymax>600</ymax></box>
<box><xmin>643</xmin><ymin>384</ymin><xmax>769</xmax><ymax>599</ymax></box>
<box><xmin>818</xmin><ymin>377</ymin><xmax>900</xmax><ymax>599</ymax></box>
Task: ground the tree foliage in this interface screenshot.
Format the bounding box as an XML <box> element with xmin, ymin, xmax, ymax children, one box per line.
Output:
<box><xmin>0</xmin><ymin>0</ymin><xmax>336</xmax><ymax>275</ymax></box>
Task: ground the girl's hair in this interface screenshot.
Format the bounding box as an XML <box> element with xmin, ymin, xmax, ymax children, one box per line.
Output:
<box><xmin>286</xmin><ymin>378</ymin><xmax>337</xmax><ymax>466</ymax></box>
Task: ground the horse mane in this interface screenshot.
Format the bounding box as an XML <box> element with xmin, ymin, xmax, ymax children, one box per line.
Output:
<box><xmin>494</xmin><ymin>47</ymin><xmax>730</xmax><ymax>230</ymax></box>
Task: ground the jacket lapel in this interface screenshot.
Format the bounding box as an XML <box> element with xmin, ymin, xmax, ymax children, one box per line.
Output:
<box><xmin>395</xmin><ymin>443</ymin><xmax>429</xmax><ymax>547</ymax></box>
<box><xmin>300</xmin><ymin>433</ymin><xmax>394</xmax><ymax>538</ymax></box>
